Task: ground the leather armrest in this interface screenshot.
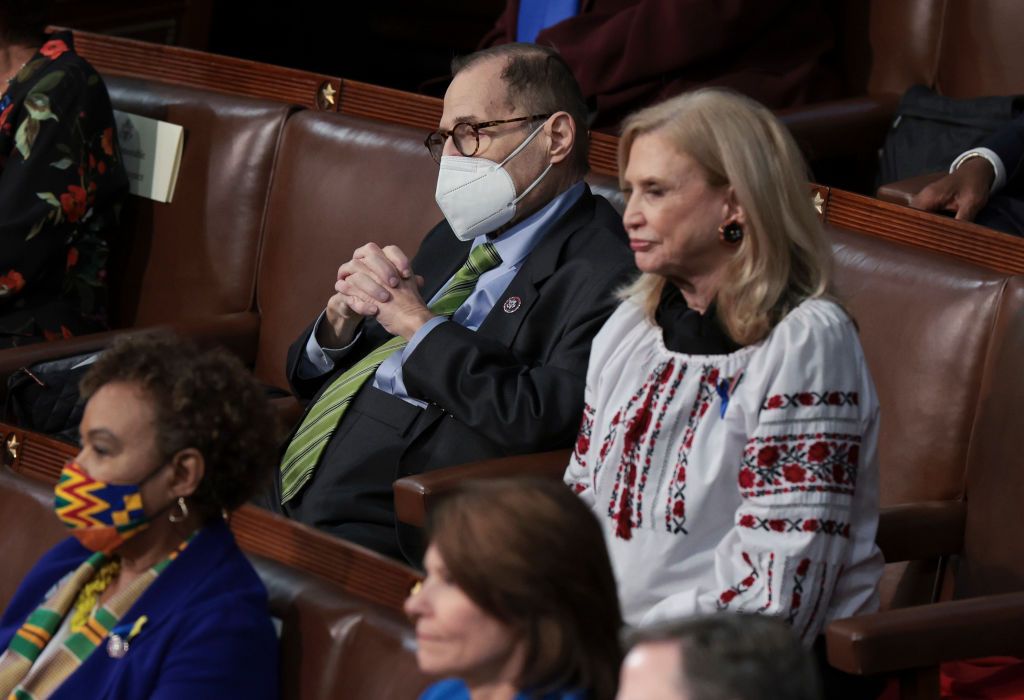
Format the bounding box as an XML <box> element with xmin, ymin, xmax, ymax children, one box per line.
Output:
<box><xmin>0</xmin><ymin>312</ymin><xmax>261</xmax><ymax>383</ymax></box>
<box><xmin>826</xmin><ymin>592</ymin><xmax>1024</xmax><ymax>674</ymax></box>
<box><xmin>777</xmin><ymin>94</ymin><xmax>899</xmax><ymax>161</ymax></box>
<box><xmin>876</xmin><ymin>172</ymin><xmax>946</xmax><ymax>206</ymax></box>
<box><xmin>876</xmin><ymin>500</ymin><xmax>965</xmax><ymax>563</ymax></box>
<box><xmin>393</xmin><ymin>449</ymin><xmax>572</xmax><ymax>527</ymax></box>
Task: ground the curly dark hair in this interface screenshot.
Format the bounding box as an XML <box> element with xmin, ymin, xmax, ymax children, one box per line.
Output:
<box><xmin>79</xmin><ymin>332</ymin><xmax>278</xmax><ymax>521</ymax></box>
<box><xmin>0</xmin><ymin>0</ymin><xmax>54</xmax><ymax>46</ymax></box>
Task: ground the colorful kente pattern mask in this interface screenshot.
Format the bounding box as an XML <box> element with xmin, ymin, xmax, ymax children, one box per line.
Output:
<box><xmin>53</xmin><ymin>461</ymin><xmax>151</xmax><ymax>554</ymax></box>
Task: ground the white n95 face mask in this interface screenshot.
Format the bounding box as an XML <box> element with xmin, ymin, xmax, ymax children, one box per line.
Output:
<box><xmin>435</xmin><ymin>121</ymin><xmax>553</xmax><ymax>241</ymax></box>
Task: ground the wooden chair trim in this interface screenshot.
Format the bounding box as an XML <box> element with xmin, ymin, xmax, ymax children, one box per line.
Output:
<box><xmin>0</xmin><ymin>423</ymin><xmax>420</xmax><ymax>612</ymax></box>
<box><xmin>65</xmin><ymin>27</ymin><xmax>339</xmax><ymax>112</ymax></box>
<box><xmin>821</xmin><ymin>186</ymin><xmax>1024</xmax><ymax>274</ymax></box>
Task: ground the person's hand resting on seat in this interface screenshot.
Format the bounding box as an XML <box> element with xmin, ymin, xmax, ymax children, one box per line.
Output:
<box><xmin>910</xmin><ymin>155</ymin><xmax>996</xmax><ymax>222</ymax></box>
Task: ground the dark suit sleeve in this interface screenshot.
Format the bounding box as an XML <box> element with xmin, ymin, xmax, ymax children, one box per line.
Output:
<box><xmin>401</xmin><ymin>257</ymin><xmax>633</xmax><ymax>454</ymax></box>
<box><xmin>284</xmin><ymin>317</ymin><xmax>389</xmax><ymax>400</ymax></box>
<box><xmin>984</xmin><ymin>116</ymin><xmax>1024</xmax><ymax>187</ymax></box>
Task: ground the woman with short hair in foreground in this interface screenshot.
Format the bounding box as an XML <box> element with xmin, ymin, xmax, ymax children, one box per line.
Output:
<box><xmin>406</xmin><ymin>478</ymin><xmax>623</xmax><ymax>700</ymax></box>
<box><xmin>565</xmin><ymin>88</ymin><xmax>883</xmax><ymax>640</ymax></box>
<box><xmin>0</xmin><ymin>334</ymin><xmax>279</xmax><ymax>699</ymax></box>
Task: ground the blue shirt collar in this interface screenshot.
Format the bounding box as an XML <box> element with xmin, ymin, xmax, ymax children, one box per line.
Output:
<box><xmin>471</xmin><ymin>181</ymin><xmax>586</xmax><ymax>271</ymax></box>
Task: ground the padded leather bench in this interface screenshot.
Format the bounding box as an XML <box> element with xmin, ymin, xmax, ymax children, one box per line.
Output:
<box><xmin>0</xmin><ymin>78</ymin><xmax>295</xmax><ymax>401</ymax></box>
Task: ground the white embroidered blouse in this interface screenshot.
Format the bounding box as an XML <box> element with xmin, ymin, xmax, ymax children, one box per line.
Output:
<box><xmin>565</xmin><ymin>297</ymin><xmax>883</xmax><ymax>641</ymax></box>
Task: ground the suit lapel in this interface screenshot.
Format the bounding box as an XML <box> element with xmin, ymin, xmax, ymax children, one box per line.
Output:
<box><xmin>478</xmin><ymin>187</ymin><xmax>597</xmax><ymax>347</ymax></box>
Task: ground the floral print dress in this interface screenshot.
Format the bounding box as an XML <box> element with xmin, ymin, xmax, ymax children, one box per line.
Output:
<box><xmin>0</xmin><ymin>31</ymin><xmax>127</xmax><ymax>347</ymax></box>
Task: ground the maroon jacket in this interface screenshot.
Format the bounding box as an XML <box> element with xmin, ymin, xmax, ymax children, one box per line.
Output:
<box><xmin>480</xmin><ymin>0</ymin><xmax>838</xmax><ymax>130</ymax></box>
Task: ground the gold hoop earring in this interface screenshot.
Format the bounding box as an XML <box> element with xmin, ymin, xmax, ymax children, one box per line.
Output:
<box><xmin>168</xmin><ymin>497</ymin><xmax>189</xmax><ymax>523</ymax></box>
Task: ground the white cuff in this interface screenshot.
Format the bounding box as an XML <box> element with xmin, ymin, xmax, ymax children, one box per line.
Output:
<box><xmin>951</xmin><ymin>147</ymin><xmax>1006</xmax><ymax>193</ymax></box>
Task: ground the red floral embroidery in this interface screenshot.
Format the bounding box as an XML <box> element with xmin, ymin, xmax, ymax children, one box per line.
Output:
<box><xmin>606</xmin><ymin>360</ymin><xmax>682</xmax><ymax>539</ymax></box>
<box><xmin>807</xmin><ymin>442</ymin><xmax>830</xmax><ymax>462</ymax></box>
<box><xmin>738</xmin><ymin>469</ymin><xmax>755</xmax><ymax>489</ymax></box>
<box><xmin>782</xmin><ymin>465</ymin><xmax>806</xmax><ymax>483</ymax></box>
<box><xmin>101</xmin><ymin>127</ymin><xmax>114</xmax><ymax>156</ymax></box>
<box><xmin>59</xmin><ymin>185</ymin><xmax>88</xmax><ymax>223</ymax></box>
<box><xmin>717</xmin><ymin>552</ymin><xmax>757</xmax><ymax>610</ymax></box>
<box><xmin>66</xmin><ymin>247</ymin><xmax>79</xmax><ymax>270</ymax></box>
<box><xmin>0</xmin><ymin>269</ymin><xmax>25</xmax><ymax>293</ymax></box>
<box><xmin>757</xmin><ymin>445</ymin><xmax>780</xmax><ymax>467</ymax></box>
<box><xmin>737</xmin><ymin>513</ymin><xmax>851</xmax><ymax>538</ymax></box>
<box><xmin>0</xmin><ymin>102</ymin><xmax>12</xmax><ymax>131</ymax></box>
<box><xmin>665</xmin><ymin>365</ymin><xmax>719</xmax><ymax>535</ymax></box>
<box><xmin>787</xmin><ymin>557</ymin><xmax>812</xmax><ymax>624</ymax></box>
<box><xmin>739</xmin><ymin>432</ymin><xmax>861</xmax><ymax>499</ymax></box>
<box><xmin>43</xmin><ymin>325</ymin><xmax>74</xmax><ymax>342</ymax></box>
<box><xmin>40</xmin><ymin>39</ymin><xmax>70</xmax><ymax>60</ymax></box>
<box><xmin>572</xmin><ymin>403</ymin><xmax>594</xmax><ymax>467</ymax></box>
<box><xmin>761</xmin><ymin>391</ymin><xmax>858</xmax><ymax>411</ymax></box>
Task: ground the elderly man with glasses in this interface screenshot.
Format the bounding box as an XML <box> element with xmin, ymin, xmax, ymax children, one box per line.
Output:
<box><xmin>269</xmin><ymin>42</ymin><xmax>633</xmax><ymax>562</ymax></box>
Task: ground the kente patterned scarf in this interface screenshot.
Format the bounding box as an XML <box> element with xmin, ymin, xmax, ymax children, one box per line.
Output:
<box><xmin>0</xmin><ymin>536</ymin><xmax>192</xmax><ymax>700</ymax></box>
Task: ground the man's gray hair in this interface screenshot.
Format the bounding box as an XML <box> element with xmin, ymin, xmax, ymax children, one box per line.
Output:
<box><xmin>452</xmin><ymin>43</ymin><xmax>590</xmax><ymax>178</ymax></box>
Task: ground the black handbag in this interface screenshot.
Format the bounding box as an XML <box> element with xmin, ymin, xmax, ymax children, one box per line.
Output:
<box><xmin>4</xmin><ymin>351</ymin><xmax>101</xmax><ymax>443</ymax></box>
<box><xmin>879</xmin><ymin>85</ymin><xmax>1024</xmax><ymax>185</ymax></box>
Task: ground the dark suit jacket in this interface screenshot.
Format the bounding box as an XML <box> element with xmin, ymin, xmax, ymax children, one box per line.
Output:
<box><xmin>285</xmin><ymin>185</ymin><xmax>633</xmax><ymax>492</ymax></box>
<box><xmin>986</xmin><ymin>116</ymin><xmax>1024</xmax><ymax>188</ymax></box>
<box><xmin>480</xmin><ymin>0</ymin><xmax>838</xmax><ymax>129</ymax></box>
<box><xmin>975</xmin><ymin>116</ymin><xmax>1024</xmax><ymax>235</ymax></box>
<box><xmin>0</xmin><ymin>523</ymin><xmax>278</xmax><ymax>700</ymax></box>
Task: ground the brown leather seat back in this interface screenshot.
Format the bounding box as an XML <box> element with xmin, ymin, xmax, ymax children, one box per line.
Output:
<box><xmin>936</xmin><ymin>0</ymin><xmax>1024</xmax><ymax>98</ymax></box>
<box><xmin>959</xmin><ymin>277</ymin><xmax>1024</xmax><ymax>598</ymax></box>
<box><xmin>254</xmin><ymin>555</ymin><xmax>431</xmax><ymax>700</ymax></box>
<box><xmin>104</xmin><ymin>76</ymin><xmax>293</xmax><ymax>327</ymax></box>
<box><xmin>0</xmin><ymin>468</ymin><xmax>68</xmax><ymax>610</ymax></box>
<box><xmin>830</xmin><ymin>227</ymin><xmax>1010</xmax><ymax>507</ymax></box>
<box><xmin>838</xmin><ymin>0</ymin><xmax>944</xmax><ymax>96</ymax></box>
<box><xmin>254</xmin><ymin>111</ymin><xmax>441</xmax><ymax>389</ymax></box>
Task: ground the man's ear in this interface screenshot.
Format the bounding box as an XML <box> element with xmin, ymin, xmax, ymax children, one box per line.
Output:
<box><xmin>168</xmin><ymin>448</ymin><xmax>205</xmax><ymax>500</ymax></box>
<box><xmin>546</xmin><ymin>111</ymin><xmax>576</xmax><ymax>165</ymax></box>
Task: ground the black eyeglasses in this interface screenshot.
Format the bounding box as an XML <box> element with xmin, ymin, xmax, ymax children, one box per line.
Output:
<box><xmin>424</xmin><ymin>114</ymin><xmax>551</xmax><ymax>163</ymax></box>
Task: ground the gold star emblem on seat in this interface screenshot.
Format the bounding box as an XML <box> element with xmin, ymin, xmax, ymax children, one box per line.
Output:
<box><xmin>812</xmin><ymin>191</ymin><xmax>824</xmax><ymax>215</ymax></box>
<box><xmin>5</xmin><ymin>433</ymin><xmax>18</xmax><ymax>461</ymax></box>
<box><xmin>318</xmin><ymin>82</ymin><xmax>337</xmax><ymax>109</ymax></box>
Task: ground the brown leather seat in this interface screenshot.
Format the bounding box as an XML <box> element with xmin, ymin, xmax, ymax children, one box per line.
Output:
<box><xmin>255</xmin><ymin>555</ymin><xmax>430</xmax><ymax>700</ymax></box>
<box><xmin>252</xmin><ymin>110</ymin><xmax>442</xmax><ymax>392</ymax></box>
<box><xmin>0</xmin><ymin>78</ymin><xmax>294</xmax><ymax>394</ymax></box>
<box><xmin>0</xmin><ymin>467</ymin><xmax>68</xmax><ymax>610</ymax></box>
<box><xmin>781</xmin><ymin>1</ymin><xmax>1024</xmax><ymax>194</ymax></box>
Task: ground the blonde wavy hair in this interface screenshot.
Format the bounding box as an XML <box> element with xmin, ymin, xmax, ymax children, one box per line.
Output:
<box><xmin>617</xmin><ymin>88</ymin><xmax>832</xmax><ymax>346</ymax></box>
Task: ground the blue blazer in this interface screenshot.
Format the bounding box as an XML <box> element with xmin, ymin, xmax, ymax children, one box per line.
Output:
<box><xmin>420</xmin><ymin>678</ymin><xmax>588</xmax><ymax>700</ymax></box>
<box><xmin>0</xmin><ymin>521</ymin><xmax>279</xmax><ymax>700</ymax></box>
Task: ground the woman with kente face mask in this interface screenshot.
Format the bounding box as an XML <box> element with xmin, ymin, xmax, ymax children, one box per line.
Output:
<box><xmin>0</xmin><ymin>333</ymin><xmax>280</xmax><ymax>700</ymax></box>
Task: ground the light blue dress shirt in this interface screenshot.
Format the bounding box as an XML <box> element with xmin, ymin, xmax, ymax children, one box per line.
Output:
<box><xmin>300</xmin><ymin>182</ymin><xmax>586</xmax><ymax>407</ymax></box>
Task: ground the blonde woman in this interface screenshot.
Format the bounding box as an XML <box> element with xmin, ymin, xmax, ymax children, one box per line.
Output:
<box><xmin>565</xmin><ymin>89</ymin><xmax>883</xmax><ymax>642</ymax></box>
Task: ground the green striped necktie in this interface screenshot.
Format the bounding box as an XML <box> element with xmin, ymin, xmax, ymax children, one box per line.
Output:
<box><xmin>280</xmin><ymin>242</ymin><xmax>502</xmax><ymax>503</ymax></box>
